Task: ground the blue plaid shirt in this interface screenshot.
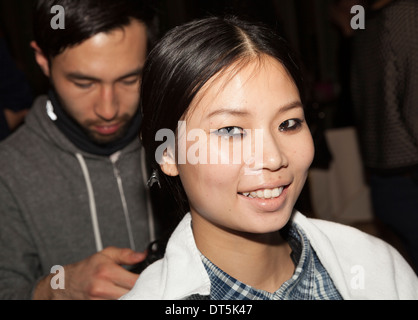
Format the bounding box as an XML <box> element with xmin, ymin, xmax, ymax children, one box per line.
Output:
<box><xmin>200</xmin><ymin>224</ymin><xmax>343</xmax><ymax>300</ymax></box>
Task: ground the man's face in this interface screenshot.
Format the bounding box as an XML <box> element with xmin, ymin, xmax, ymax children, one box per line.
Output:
<box><xmin>41</xmin><ymin>20</ymin><xmax>147</xmax><ymax>144</ymax></box>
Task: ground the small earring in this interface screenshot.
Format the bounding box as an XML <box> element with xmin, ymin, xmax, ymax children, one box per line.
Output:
<box><xmin>147</xmin><ymin>169</ymin><xmax>161</xmax><ymax>188</ymax></box>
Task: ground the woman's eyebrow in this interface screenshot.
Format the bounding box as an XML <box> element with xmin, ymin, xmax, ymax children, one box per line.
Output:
<box><xmin>206</xmin><ymin>101</ymin><xmax>303</xmax><ymax>119</ymax></box>
<box><xmin>206</xmin><ymin>108</ymin><xmax>250</xmax><ymax>119</ymax></box>
<box><xmin>276</xmin><ymin>101</ymin><xmax>304</xmax><ymax>115</ymax></box>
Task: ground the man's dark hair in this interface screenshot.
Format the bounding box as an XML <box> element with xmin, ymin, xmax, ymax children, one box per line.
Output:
<box><xmin>33</xmin><ymin>0</ymin><xmax>158</xmax><ymax>59</ymax></box>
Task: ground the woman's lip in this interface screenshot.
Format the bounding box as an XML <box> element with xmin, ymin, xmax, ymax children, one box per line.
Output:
<box><xmin>238</xmin><ymin>183</ymin><xmax>291</xmax><ymax>194</ymax></box>
<box><xmin>94</xmin><ymin>123</ymin><xmax>120</xmax><ymax>135</ymax></box>
<box><xmin>238</xmin><ymin>186</ymin><xmax>289</xmax><ymax>212</ymax></box>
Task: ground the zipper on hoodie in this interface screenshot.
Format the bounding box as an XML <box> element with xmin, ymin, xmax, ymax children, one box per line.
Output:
<box><xmin>110</xmin><ymin>151</ymin><xmax>136</xmax><ymax>252</ymax></box>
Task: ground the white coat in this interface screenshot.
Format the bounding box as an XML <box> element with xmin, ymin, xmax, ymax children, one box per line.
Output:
<box><xmin>122</xmin><ymin>211</ymin><xmax>418</xmax><ymax>300</ymax></box>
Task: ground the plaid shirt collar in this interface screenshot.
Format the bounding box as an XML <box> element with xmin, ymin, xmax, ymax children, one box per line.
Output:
<box><xmin>200</xmin><ymin>223</ymin><xmax>342</xmax><ymax>300</ymax></box>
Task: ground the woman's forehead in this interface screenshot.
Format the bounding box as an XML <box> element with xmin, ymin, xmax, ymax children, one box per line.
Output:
<box><xmin>184</xmin><ymin>56</ymin><xmax>296</xmax><ymax>121</ymax></box>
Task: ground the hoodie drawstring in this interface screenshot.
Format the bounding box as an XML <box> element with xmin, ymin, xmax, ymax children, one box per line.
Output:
<box><xmin>76</xmin><ymin>153</ymin><xmax>104</xmax><ymax>252</ymax></box>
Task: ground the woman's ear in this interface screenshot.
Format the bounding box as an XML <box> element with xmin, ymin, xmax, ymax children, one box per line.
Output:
<box><xmin>160</xmin><ymin>149</ymin><xmax>179</xmax><ymax>177</ymax></box>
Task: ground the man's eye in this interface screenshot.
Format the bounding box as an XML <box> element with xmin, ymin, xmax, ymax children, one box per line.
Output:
<box><xmin>121</xmin><ymin>77</ymin><xmax>140</xmax><ymax>86</ymax></box>
<box><xmin>74</xmin><ymin>82</ymin><xmax>93</xmax><ymax>89</ymax></box>
<box><xmin>216</xmin><ymin>126</ymin><xmax>246</xmax><ymax>137</ymax></box>
<box><xmin>279</xmin><ymin>119</ymin><xmax>302</xmax><ymax>132</ymax></box>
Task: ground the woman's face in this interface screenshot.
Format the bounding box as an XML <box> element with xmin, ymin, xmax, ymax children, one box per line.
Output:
<box><xmin>162</xmin><ymin>55</ymin><xmax>314</xmax><ymax>235</ymax></box>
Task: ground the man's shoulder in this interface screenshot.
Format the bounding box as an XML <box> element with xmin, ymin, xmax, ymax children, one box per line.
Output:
<box><xmin>0</xmin><ymin>95</ymin><xmax>58</xmax><ymax>158</ymax></box>
<box><xmin>0</xmin><ymin>125</ymin><xmax>34</xmax><ymax>160</ymax></box>
<box><xmin>0</xmin><ymin>107</ymin><xmax>53</xmax><ymax>178</ymax></box>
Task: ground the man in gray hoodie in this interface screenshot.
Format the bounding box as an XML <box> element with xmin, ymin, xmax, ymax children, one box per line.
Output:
<box><xmin>0</xmin><ymin>0</ymin><xmax>159</xmax><ymax>299</ymax></box>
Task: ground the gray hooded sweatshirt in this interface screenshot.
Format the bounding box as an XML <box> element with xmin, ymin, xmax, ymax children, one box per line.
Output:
<box><xmin>0</xmin><ymin>96</ymin><xmax>155</xmax><ymax>299</ymax></box>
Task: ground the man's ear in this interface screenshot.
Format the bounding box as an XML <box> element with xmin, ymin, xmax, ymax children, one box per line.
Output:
<box><xmin>30</xmin><ymin>41</ymin><xmax>50</xmax><ymax>77</ymax></box>
<box><xmin>160</xmin><ymin>149</ymin><xmax>179</xmax><ymax>177</ymax></box>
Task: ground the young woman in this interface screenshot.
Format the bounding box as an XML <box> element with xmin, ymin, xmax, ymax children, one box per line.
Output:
<box><xmin>123</xmin><ymin>16</ymin><xmax>418</xmax><ymax>300</ymax></box>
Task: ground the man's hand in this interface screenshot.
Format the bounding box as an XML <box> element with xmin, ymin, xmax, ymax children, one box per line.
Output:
<box><xmin>33</xmin><ymin>247</ymin><xmax>146</xmax><ymax>300</ymax></box>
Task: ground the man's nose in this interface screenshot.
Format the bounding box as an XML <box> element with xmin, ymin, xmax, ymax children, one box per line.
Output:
<box><xmin>95</xmin><ymin>85</ymin><xmax>119</xmax><ymax>120</ymax></box>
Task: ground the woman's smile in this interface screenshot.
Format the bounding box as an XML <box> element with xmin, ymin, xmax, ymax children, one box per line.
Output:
<box><xmin>238</xmin><ymin>184</ymin><xmax>290</xmax><ymax>213</ymax></box>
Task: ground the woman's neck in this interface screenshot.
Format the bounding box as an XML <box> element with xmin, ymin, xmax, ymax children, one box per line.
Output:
<box><xmin>192</xmin><ymin>213</ymin><xmax>295</xmax><ymax>293</ymax></box>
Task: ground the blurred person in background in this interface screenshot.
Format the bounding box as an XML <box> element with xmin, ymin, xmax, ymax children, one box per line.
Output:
<box><xmin>0</xmin><ymin>28</ymin><xmax>32</xmax><ymax>141</ymax></box>
<box><xmin>347</xmin><ymin>0</ymin><xmax>418</xmax><ymax>273</ymax></box>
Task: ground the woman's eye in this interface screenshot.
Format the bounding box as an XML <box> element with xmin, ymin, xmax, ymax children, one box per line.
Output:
<box><xmin>216</xmin><ymin>126</ymin><xmax>246</xmax><ymax>137</ymax></box>
<box><xmin>279</xmin><ymin>119</ymin><xmax>302</xmax><ymax>132</ymax></box>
